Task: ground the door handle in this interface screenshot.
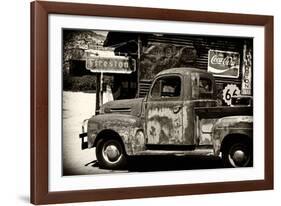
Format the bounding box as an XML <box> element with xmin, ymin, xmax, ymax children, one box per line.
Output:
<box><xmin>173</xmin><ymin>105</ymin><xmax>182</xmax><ymax>113</ymax></box>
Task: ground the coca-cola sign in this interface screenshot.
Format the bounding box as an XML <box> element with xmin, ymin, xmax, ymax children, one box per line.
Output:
<box><xmin>208</xmin><ymin>50</ymin><xmax>240</xmax><ymax>78</ymax></box>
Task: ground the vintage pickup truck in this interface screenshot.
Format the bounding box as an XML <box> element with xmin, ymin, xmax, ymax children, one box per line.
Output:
<box><xmin>79</xmin><ymin>68</ymin><xmax>253</xmax><ymax>169</ymax></box>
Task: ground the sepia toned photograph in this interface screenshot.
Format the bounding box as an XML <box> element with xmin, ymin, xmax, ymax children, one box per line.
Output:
<box><xmin>30</xmin><ymin>2</ymin><xmax>273</xmax><ymax>203</ymax></box>
<box><xmin>62</xmin><ymin>29</ymin><xmax>253</xmax><ymax>176</ymax></box>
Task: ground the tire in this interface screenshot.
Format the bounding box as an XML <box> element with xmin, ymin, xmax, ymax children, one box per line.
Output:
<box><xmin>96</xmin><ymin>138</ymin><xmax>127</xmax><ymax>169</ymax></box>
<box><xmin>222</xmin><ymin>139</ymin><xmax>253</xmax><ymax>168</ymax></box>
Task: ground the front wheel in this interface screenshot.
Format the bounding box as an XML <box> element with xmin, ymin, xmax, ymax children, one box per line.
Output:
<box><xmin>222</xmin><ymin>140</ymin><xmax>253</xmax><ymax>168</ymax></box>
<box><xmin>96</xmin><ymin>138</ymin><xmax>127</xmax><ymax>169</ymax></box>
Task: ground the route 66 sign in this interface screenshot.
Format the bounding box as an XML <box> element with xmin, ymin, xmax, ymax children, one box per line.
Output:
<box><xmin>222</xmin><ymin>84</ymin><xmax>241</xmax><ymax>105</ymax></box>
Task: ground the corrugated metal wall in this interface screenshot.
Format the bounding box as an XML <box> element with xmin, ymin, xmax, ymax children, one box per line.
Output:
<box><xmin>138</xmin><ymin>35</ymin><xmax>249</xmax><ymax>102</ymax></box>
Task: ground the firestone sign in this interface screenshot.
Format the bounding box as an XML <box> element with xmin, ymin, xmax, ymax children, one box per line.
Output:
<box><xmin>208</xmin><ymin>50</ymin><xmax>240</xmax><ymax>78</ymax></box>
<box><xmin>86</xmin><ymin>57</ymin><xmax>136</xmax><ymax>74</ymax></box>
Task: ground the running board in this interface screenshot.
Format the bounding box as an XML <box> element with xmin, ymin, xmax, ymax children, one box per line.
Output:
<box><xmin>135</xmin><ymin>148</ymin><xmax>214</xmax><ymax>156</ymax></box>
<box><xmin>145</xmin><ymin>144</ymin><xmax>195</xmax><ymax>151</ymax></box>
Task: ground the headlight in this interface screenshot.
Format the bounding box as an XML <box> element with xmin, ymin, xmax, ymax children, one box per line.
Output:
<box><xmin>82</xmin><ymin>119</ymin><xmax>89</xmax><ymax>133</ymax></box>
<box><xmin>135</xmin><ymin>130</ymin><xmax>145</xmax><ymax>145</ymax></box>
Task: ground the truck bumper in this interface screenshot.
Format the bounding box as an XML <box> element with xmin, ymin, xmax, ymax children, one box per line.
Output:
<box><xmin>79</xmin><ymin>119</ymin><xmax>89</xmax><ymax>150</ymax></box>
<box><xmin>79</xmin><ymin>132</ymin><xmax>88</xmax><ymax>150</ymax></box>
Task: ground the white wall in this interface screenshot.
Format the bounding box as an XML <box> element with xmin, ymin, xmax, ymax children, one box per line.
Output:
<box><xmin>0</xmin><ymin>0</ymin><xmax>279</xmax><ymax>205</ymax></box>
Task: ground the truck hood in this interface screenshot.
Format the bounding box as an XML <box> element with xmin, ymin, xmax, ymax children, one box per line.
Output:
<box><xmin>101</xmin><ymin>98</ymin><xmax>144</xmax><ymax>116</ymax></box>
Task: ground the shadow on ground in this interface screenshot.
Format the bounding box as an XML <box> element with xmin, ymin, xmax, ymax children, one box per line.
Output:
<box><xmin>89</xmin><ymin>155</ymin><xmax>224</xmax><ymax>172</ymax></box>
<box><xmin>126</xmin><ymin>155</ymin><xmax>223</xmax><ymax>172</ymax></box>
<box><xmin>64</xmin><ymin>155</ymin><xmax>224</xmax><ymax>175</ymax></box>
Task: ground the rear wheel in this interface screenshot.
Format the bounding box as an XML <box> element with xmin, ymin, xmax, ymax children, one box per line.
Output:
<box><xmin>222</xmin><ymin>140</ymin><xmax>253</xmax><ymax>168</ymax></box>
<box><xmin>96</xmin><ymin>138</ymin><xmax>127</xmax><ymax>169</ymax></box>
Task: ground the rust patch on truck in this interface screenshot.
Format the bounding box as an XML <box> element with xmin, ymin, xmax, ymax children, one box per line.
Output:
<box><xmin>148</xmin><ymin>115</ymin><xmax>180</xmax><ymax>144</ymax></box>
<box><xmin>146</xmin><ymin>104</ymin><xmax>183</xmax><ymax>144</ymax></box>
<box><xmin>199</xmin><ymin>118</ymin><xmax>218</xmax><ymax>145</ymax></box>
<box><xmin>182</xmin><ymin>102</ymin><xmax>194</xmax><ymax>145</ymax></box>
<box><xmin>87</xmin><ymin>114</ymin><xmax>145</xmax><ymax>155</ymax></box>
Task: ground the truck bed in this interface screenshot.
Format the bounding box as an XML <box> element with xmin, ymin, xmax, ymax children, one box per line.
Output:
<box><xmin>194</xmin><ymin>106</ymin><xmax>253</xmax><ymax>119</ymax></box>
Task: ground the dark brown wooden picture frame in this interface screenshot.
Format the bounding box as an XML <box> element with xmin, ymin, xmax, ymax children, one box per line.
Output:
<box><xmin>31</xmin><ymin>1</ymin><xmax>274</xmax><ymax>204</ymax></box>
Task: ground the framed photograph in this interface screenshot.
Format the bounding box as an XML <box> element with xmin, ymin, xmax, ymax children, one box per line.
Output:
<box><xmin>31</xmin><ymin>1</ymin><xmax>274</xmax><ymax>204</ymax></box>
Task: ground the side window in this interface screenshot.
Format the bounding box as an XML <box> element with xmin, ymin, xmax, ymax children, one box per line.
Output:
<box><xmin>151</xmin><ymin>76</ymin><xmax>181</xmax><ymax>98</ymax></box>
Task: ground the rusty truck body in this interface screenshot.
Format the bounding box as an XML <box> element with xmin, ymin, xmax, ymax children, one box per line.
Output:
<box><xmin>79</xmin><ymin>68</ymin><xmax>253</xmax><ymax>169</ymax></box>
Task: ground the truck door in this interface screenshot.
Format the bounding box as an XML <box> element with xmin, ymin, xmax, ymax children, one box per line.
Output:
<box><xmin>145</xmin><ymin>75</ymin><xmax>184</xmax><ymax>145</ymax></box>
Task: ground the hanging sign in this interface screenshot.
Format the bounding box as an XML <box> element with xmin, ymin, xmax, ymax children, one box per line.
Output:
<box><xmin>208</xmin><ymin>50</ymin><xmax>240</xmax><ymax>78</ymax></box>
<box><xmin>241</xmin><ymin>45</ymin><xmax>252</xmax><ymax>95</ymax></box>
<box><xmin>222</xmin><ymin>84</ymin><xmax>241</xmax><ymax>106</ymax></box>
<box><xmin>86</xmin><ymin>57</ymin><xmax>136</xmax><ymax>74</ymax></box>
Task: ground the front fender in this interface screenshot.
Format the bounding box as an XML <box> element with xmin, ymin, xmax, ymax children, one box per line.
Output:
<box><xmin>87</xmin><ymin>114</ymin><xmax>145</xmax><ymax>155</ymax></box>
<box><xmin>212</xmin><ymin>116</ymin><xmax>253</xmax><ymax>155</ymax></box>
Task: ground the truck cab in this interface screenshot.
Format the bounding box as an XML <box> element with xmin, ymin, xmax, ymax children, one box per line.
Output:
<box><xmin>144</xmin><ymin>68</ymin><xmax>217</xmax><ymax>147</ymax></box>
<box><xmin>80</xmin><ymin>68</ymin><xmax>253</xmax><ymax>169</ymax></box>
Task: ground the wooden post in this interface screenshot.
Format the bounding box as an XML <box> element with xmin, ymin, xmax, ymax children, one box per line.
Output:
<box><xmin>100</xmin><ymin>72</ymin><xmax>104</xmax><ymax>106</ymax></box>
<box><xmin>95</xmin><ymin>73</ymin><xmax>101</xmax><ymax>115</ymax></box>
<box><xmin>136</xmin><ymin>35</ymin><xmax>142</xmax><ymax>98</ymax></box>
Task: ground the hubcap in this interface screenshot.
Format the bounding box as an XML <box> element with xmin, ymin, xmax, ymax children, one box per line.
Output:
<box><xmin>103</xmin><ymin>144</ymin><xmax>121</xmax><ymax>163</ymax></box>
<box><xmin>232</xmin><ymin>150</ymin><xmax>246</xmax><ymax>163</ymax></box>
<box><xmin>228</xmin><ymin>146</ymin><xmax>249</xmax><ymax>167</ymax></box>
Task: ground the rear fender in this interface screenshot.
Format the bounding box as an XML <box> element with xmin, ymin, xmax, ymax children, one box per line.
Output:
<box><xmin>212</xmin><ymin>116</ymin><xmax>253</xmax><ymax>155</ymax></box>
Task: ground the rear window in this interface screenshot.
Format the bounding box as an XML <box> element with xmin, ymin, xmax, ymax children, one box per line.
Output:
<box><xmin>199</xmin><ymin>77</ymin><xmax>213</xmax><ymax>99</ymax></box>
<box><xmin>199</xmin><ymin>78</ymin><xmax>212</xmax><ymax>94</ymax></box>
<box><xmin>191</xmin><ymin>73</ymin><xmax>214</xmax><ymax>99</ymax></box>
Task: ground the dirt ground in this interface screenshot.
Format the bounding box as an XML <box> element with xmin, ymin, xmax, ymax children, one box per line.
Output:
<box><xmin>62</xmin><ymin>91</ymin><xmax>126</xmax><ymax>175</ymax></box>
